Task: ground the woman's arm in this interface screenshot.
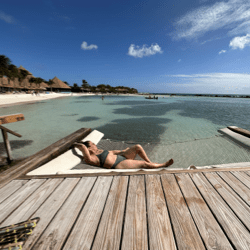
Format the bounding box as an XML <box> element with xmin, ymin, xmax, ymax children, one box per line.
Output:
<box><xmin>110</xmin><ymin>148</ymin><xmax>130</xmax><ymax>155</ymax></box>
<box><xmin>74</xmin><ymin>143</ymin><xmax>94</xmax><ymax>164</ymax></box>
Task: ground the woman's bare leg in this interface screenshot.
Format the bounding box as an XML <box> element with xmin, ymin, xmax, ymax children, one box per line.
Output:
<box><xmin>115</xmin><ymin>159</ymin><xmax>174</xmax><ymax>169</ymax></box>
<box><xmin>122</xmin><ymin>144</ymin><xmax>152</xmax><ymax>163</ymax></box>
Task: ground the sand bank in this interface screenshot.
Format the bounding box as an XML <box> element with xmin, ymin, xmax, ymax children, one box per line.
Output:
<box><xmin>0</xmin><ymin>93</ymin><xmax>95</xmax><ymax>108</ymax></box>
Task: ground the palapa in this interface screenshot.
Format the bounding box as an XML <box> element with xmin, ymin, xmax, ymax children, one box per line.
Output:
<box><xmin>51</xmin><ymin>76</ymin><xmax>71</xmax><ymax>90</ymax></box>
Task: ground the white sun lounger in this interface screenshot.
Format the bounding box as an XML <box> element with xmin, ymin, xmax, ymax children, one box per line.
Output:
<box><xmin>27</xmin><ymin>130</ymin><xmax>104</xmax><ymax>176</ymax></box>
<box><xmin>218</xmin><ymin>126</ymin><xmax>250</xmax><ymax>150</ymax></box>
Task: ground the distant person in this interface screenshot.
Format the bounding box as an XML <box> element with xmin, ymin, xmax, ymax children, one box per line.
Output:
<box><xmin>73</xmin><ymin>141</ymin><xmax>174</xmax><ymax>169</ymax></box>
<box><xmin>102</xmin><ymin>95</ymin><xmax>104</xmax><ymax>100</ymax></box>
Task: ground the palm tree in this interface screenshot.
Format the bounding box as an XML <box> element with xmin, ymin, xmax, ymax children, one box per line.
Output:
<box><xmin>82</xmin><ymin>79</ymin><xmax>89</xmax><ymax>88</ymax></box>
<box><xmin>47</xmin><ymin>79</ymin><xmax>54</xmax><ymax>92</ymax></box>
<box><xmin>29</xmin><ymin>77</ymin><xmax>44</xmax><ymax>90</ymax></box>
<box><xmin>8</xmin><ymin>64</ymin><xmax>19</xmax><ymax>89</ymax></box>
<box><xmin>18</xmin><ymin>69</ymin><xmax>29</xmax><ymax>88</ymax></box>
<box><xmin>0</xmin><ymin>55</ymin><xmax>11</xmax><ymax>77</ymax></box>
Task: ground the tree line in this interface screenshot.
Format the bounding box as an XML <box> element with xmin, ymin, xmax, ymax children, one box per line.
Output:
<box><xmin>0</xmin><ymin>55</ymin><xmax>138</xmax><ymax>93</ymax></box>
<box><xmin>71</xmin><ymin>81</ymin><xmax>138</xmax><ymax>94</ymax></box>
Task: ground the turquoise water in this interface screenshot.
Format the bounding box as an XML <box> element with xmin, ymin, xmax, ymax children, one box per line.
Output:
<box><xmin>1</xmin><ymin>95</ymin><xmax>250</xmax><ymax>168</ymax></box>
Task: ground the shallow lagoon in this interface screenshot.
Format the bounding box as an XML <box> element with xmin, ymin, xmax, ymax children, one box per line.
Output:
<box><xmin>1</xmin><ymin>95</ymin><xmax>250</xmax><ymax>168</ymax></box>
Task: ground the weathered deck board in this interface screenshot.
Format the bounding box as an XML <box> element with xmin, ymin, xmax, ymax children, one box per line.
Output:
<box><xmin>176</xmin><ymin>173</ymin><xmax>234</xmax><ymax>250</ymax></box>
<box><xmin>231</xmin><ymin>171</ymin><xmax>250</xmax><ymax>188</ymax></box>
<box><xmin>0</xmin><ymin>179</ymin><xmax>28</xmax><ymax>204</ymax></box>
<box><xmin>161</xmin><ymin>174</ymin><xmax>205</xmax><ymax>250</ymax></box>
<box><xmin>23</xmin><ymin>178</ymin><xmax>80</xmax><ymax>250</ymax></box>
<box><xmin>0</xmin><ymin>179</ymin><xmax>45</xmax><ymax>224</ymax></box>
<box><xmin>1</xmin><ymin>178</ymin><xmax>63</xmax><ymax>227</ymax></box>
<box><xmin>191</xmin><ymin>172</ymin><xmax>250</xmax><ymax>249</ymax></box>
<box><xmin>218</xmin><ymin>171</ymin><xmax>250</xmax><ymax>205</ymax></box>
<box><xmin>121</xmin><ymin>175</ymin><xmax>148</xmax><ymax>250</ymax></box>
<box><xmin>62</xmin><ymin>176</ymin><xmax>113</xmax><ymax>250</ymax></box>
<box><xmin>1</xmin><ymin>169</ymin><xmax>250</xmax><ymax>249</ymax></box>
<box><xmin>92</xmin><ymin>176</ymin><xmax>128</xmax><ymax>250</ymax></box>
<box><xmin>205</xmin><ymin>172</ymin><xmax>250</xmax><ymax>231</ymax></box>
<box><xmin>145</xmin><ymin>175</ymin><xmax>177</xmax><ymax>250</ymax></box>
<box><xmin>32</xmin><ymin>177</ymin><xmax>97</xmax><ymax>250</ymax></box>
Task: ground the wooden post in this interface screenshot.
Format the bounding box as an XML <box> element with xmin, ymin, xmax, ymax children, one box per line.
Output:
<box><xmin>0</xmin><ymin>114</ymin><xmax>24</xmax><ymax>163</ymax></box>
<box><xmin>1</xmin><ymin>129</ymin><xmax>13</xmax><ymax>163</ymax></box>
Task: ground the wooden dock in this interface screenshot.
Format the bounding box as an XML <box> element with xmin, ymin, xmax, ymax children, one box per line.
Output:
<box><xmin>1</xmin><ymin>168</ymin><xmax>250</xmax><ymax>249</ymax></box>
<box><xmin>1</xmin><ymin>126</ymin><xmax>250</xmax><ymax>249</ymax></box>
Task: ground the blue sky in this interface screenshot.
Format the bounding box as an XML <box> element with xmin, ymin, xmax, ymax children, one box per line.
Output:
<box><xmin>1</xmin><ymin>0</ymin><xmax>250</xmax><ymax>94</ymax></box>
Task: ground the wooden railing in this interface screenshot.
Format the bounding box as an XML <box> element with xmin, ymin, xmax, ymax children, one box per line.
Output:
<box><xmin>0</xmin><ymin>114</ymin><xmax>25</xmax><ymax>163</ymax></box>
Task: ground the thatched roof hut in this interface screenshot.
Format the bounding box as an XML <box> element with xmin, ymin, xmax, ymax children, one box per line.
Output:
<box><xmin>51</xmin><ymin>77</ymin><xmax>71</xmax><ymax>91</ymax></box>
<box><xmin>0</xmin><ymin>66</ymin><xmax>49</xmax><ymax>92</ymax></box>
<box><xmin>40</xmin><ymin>82</ymin><xmax>49</xmax><ymax>90</ymax></box>
<box><xmin>18</xmin><ymin>65</ymin><xmax>32</xmax><ymax>75</ymax></box>
<box><xmin>17</xmin><ymin>66</ymin><xmax>33</xmax><ymax>89</ymax></box>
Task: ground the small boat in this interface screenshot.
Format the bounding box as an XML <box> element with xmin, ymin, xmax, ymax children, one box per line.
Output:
<box><xmin>145</xmin><ymin>95</ymin><xmax>158</xmax><ymax>99</ymax></box>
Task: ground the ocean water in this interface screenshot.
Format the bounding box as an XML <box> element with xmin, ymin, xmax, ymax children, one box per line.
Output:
<box><xmin>1</xmin><ymin>95</ymin><xmax>250</xmax><ymax>168</ymax></box>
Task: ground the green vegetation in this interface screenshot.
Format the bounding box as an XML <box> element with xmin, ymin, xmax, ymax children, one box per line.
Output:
<box><xmin>0</xmin><ymin>55</ymin><xmax>138</xmax><ymax>94</ymax></box>
<box><xmin>80</xmin><ymin>79</ymin><xmax>138</xmax><ymax>94</ymax></box>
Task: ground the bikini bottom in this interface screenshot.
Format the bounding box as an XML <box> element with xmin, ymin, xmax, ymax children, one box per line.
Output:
<box><xmin>111</xmin><ymin>155</ymin><xmax>126</xmax><ymax>169</ymax></box>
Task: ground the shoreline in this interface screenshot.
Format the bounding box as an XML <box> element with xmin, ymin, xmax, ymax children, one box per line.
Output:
<box><xmin>0</xmin><ymin>92</ymin><xmax>143</xmax><ymax>108</ymax></box>
<box><xmin>0</xmin><ymin>93</ymin><xmax>95</xmax><ymax>108</ymax></box>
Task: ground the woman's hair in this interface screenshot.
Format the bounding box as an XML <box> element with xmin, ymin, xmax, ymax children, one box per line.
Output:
<box><xmin>82</xmin><ymin>141</ymin><xmax>91</xmax><ymax>148</ymax></box>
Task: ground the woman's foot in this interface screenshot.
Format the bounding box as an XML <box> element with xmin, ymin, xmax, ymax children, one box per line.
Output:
<box><xmin>165</xmin><ymin>158</ymin><xmax>174</xmax><ymax>167</ymax></box>
<box><xmin>146</xmin><ymin>158</ymin><xmax>174</xmax><ymax>169</ymax></box>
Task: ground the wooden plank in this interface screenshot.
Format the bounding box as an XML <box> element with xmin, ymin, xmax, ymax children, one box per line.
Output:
<box><xmin>218</xmin><ymin>171</ymin><xmax>250</xmax><ymax>206</ymax></box>
<box><xmin>121</xmin><ymin>175</ymin><xmax>148</xmax><ymax>250</ymax></box>
<box><xmin>0</xmin><ymin>124</ymin><xmax>22</xmax><ymax>137</ymax></box>
<box><xmin>0</xmin><ymin>179</ymin><xmax>45</xmax><ymax>224</ymax></box>
<box><xmin>204</xmin><ymin>172</ymin><xmax>250</xmax><ymax>231</ymax></box>
<box><xmin>0</xmin><ymin>127</ymin><xmax>91</xmax><ymax>189</ymax></box>
<box><xmin>176</xmin><ymin>173</ymin><xmax>233</xmax><ymax>250</ymax></box>
<box><xmin>0</xmin><ymin>178</ymin><xmax>63</xmax><ymax>227</ymax></box>
<box><xmin>17</xmin><ymin>165</ymin><xmax>250</xmax><ymax>180</ymax></box>
<box><xmin>161</xmin><ymin>174</ymin><xmax>205</xmax><ymax>250</ymax></box>
<box><xmin>92</xmin><ymin>176</ymin><xmax>128</xmax><ymax>250</ymax></box>
<box><xmin>0</xmin><ymin>179</ymin><xmax>28</xmax><ymax>204</ymax></box>
<box><xmin>1</xmin><ymin>129</ymin><xmax>13</xmax><ymax>162</ymax></box>
<box><xmin>191</xmin><ymin>172</ymin><xmax>250</xmax><ymax>249</ymax></box>
<box><xmin>145</xmin><ymin>175</ymin><xmax>176</xmax><ymax>250</ymax></box>
<box><xmin>23</xmin><ymin>178</ymin><xmax>80</xmax><ymax>250</ymax></box>
<box><xmin>0</xmin><ymin>113</ymin><xmax>24</xmax><ymax>125</ymax></box>
<box><xmin>31</xmin><ymin>177</ymin><xmax>97</xmax><ymax>250</ymax></box>
<box><xmin>62</xmin><ymin>176</ymin><xmax>113</xmax><ymax>250</ymax></box>
<box><xmin>231</xmin><ymin>171</ymin><xmax>250</xmax><ymax>188</ymax></box>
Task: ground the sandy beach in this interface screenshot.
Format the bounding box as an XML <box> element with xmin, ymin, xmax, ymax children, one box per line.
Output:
<box><xmin>0</xmin><ymin>92</ymin><xmax>143</xmax><ymax>108</ymax></box>
<box><xmin>0</xmin><ymin>92</ymin><xmax>95</xmax><ymax>108</ymax></box>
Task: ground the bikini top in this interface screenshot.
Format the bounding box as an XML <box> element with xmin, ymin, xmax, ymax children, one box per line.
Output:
<box><xmin>96</xmin><ymin>150</ymin><xmax>109</xmax><ymax>168</ymax></box>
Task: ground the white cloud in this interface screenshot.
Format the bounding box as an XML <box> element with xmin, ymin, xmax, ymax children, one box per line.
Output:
<box><xmin>128</xmin><ymin>44</ymin><xmax>163</xmax><ymax>58</ymax></box>
<box><xmin>0</xmin><ymin>11</ymin><xmax>15</xmax><ymax>24</ymax></box>
<box><xmin>219</xmin><ymin>49</ymin><xmax>227</xmax><ymax>54</ymax></box>
<box><xmin>165</xmin><ymin>73</ymin><xmax>250</xmax><ymax>94</ymax></box>
<box><xmin>178</xmin><ymin>59</ymin><xmax>182</xmax><ymax>62</ymax></box>
<box><xmin>229</xmin><ymin>34</ymin><xmax>250</xmax><ymax>49</ymax></box>
<box><xmin>172</xmin><ymin>0</ymin><xmax>250</xmax><ymax>40</ymax></box>
<box><xmin>81</xmin><ymin>41</ymin><xmax>98</xmax><ymax>50</ymax></box>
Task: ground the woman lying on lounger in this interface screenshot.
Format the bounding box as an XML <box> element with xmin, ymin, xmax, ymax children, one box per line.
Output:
<box><xmin>73</xmin><ymin>141</ymin><xmax>174</xmax><ymax>169</ymax></box>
